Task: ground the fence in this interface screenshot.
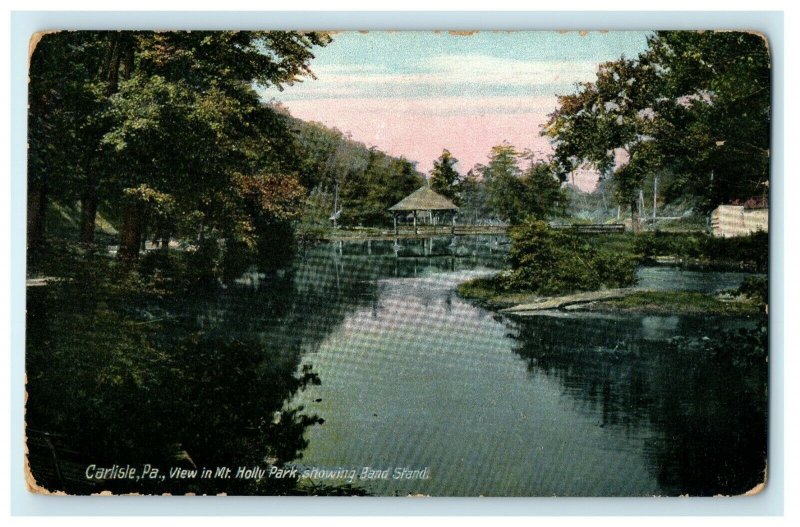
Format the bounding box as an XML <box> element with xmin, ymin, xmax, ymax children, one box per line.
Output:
<box><xmin>549</xmin><ymin>224</ymin><xmax>626</xmax><ymax>234</ymax></box>
<box><xmin>393</xmin><ymin>224</ymin><xmax>508</xmax><ymax>236</ymax></box>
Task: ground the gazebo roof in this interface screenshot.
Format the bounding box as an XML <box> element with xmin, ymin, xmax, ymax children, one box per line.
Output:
<box><xmin>388</xmin><ymin>186</ymin><xmax>458</xmax><ymax>212</ymax></box>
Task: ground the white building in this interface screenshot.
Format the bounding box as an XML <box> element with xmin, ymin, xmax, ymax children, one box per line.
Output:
<box><xmin>710</xmin><ymin>197</ymin><xmax>768</xmax><ymax>237</ymax></box>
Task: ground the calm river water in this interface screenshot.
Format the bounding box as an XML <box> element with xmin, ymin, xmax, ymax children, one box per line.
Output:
<box><xmin>239</xmin><ymin>236</ymin><xmax>766</xmax><ymax>497</ymax></box>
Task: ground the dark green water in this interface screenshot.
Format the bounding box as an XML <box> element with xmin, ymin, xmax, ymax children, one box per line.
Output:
<box><xmin>254</xmin><ymin>236</ymin><xmax>766</xmax><ymax>497</ymax></box>
<box><xmin>26</xmin><ymin>235</ymin><xmax>766</xmax><ymax>496</ymax></box>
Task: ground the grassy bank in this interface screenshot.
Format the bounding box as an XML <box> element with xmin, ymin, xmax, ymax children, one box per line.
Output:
<box><xmin>582</xmin><ymin>291</ymin><xmax>765</xmax><ymax>316</ymax></box>
<box><xmin>456</xmin><ymin>223</ymin><xmax>768</xmax><ymax>316</ymax></box>
<box><xmin>635</xmin><ymin>230</ymin><xmax>768</xmax><ymax>272</ymax></box>
<box><xmin>457</xmin><ymin>280</ymin><xmax>765</xmax><ymax>316</ymax></box>
<box><xmin>456</xmin><ymin>276</ymin><xmax>543</xmax><ymax>310</ymax></box>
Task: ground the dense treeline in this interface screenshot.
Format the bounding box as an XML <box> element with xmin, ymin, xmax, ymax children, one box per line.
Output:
<box><xmin>28</xmin><ymin>31</ymin><xmax>433</xmax><ymax>278</ymax></box>
<box><xmin>545</xmin><ymin>31</ymin><xmax>770</xmax><ymax>224</ymax></box>
<box><xmin>424</xmin><ymin>144</ymin><xmax>567</xmax><ymax>225</ymax></box>
<box><xmin>25</xmin><ymin>30</ymin><xmax>363</xmax><ymax>495</ymax></box>
<box><xmin>286</xmin><ymin>115</ymin><xmax>424</xmax><ymax>228</ymax></box>
<box><xmin>29</xmin><ymin>31</ymin><xmax>332</xmax><ymax>269</ymax></box>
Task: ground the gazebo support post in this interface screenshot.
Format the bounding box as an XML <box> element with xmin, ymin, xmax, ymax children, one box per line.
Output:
<box><xmin>394</xmin><ymin>213</ymin><xmax>398</xmax><ymax>236</ymax></box>
<box><xmin>413</xmin><ymin>211</ymin><xmax>418</xmax><ymax>235</ymax></box>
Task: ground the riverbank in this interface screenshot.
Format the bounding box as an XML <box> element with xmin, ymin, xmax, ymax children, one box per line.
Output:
<box><xmin>299</xmin><ymin>225</ymin><xmax>509</xmax><ymax>242</ymax></box>
<box><xmin>456</xmin><ymin>224</ymin><xmax>767</xmax><ymax>317</ymax></box>
<box><xmin>582</xmin><ymin>290</ymin><xmax>766</xmax><ymax>316</ymax></box>
<box><xmin>457</xmin><ymin>277</ymin><xmax>766</xmax><ymax>317</ymax></box>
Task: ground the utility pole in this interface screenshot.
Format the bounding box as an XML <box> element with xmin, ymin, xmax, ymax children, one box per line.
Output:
<box><xmin>639</xmin><ymin>189</ymin><xmax>645</xmax><ymax>227</ymax></box>
<box><xmin>653</xmin><ymin>175</ymin><xmax>658</xmax><ymax>226</ymax></box>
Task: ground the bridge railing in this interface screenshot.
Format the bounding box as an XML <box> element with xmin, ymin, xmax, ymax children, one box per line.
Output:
<box><xmin>391</xmin><ymin>223</ymin><xmax>624</xmax><ymax>235</ymax></box>
<box><xmin>549</xmin><ymin>224</ymin><xmax>625</xmax><ymax>234</ymax></box>
<box><xmin>393</xmin><ymin>224</ymin><xmax>509</xmax><ymax>235</ymax></box>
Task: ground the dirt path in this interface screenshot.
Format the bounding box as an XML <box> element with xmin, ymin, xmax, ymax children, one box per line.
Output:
<box><xmin>26</xmin><ymin>277</ymin><xmax>56</xmax><ymax>287</ymax></box>
<box><xmin>499</xmin><ymin>288</ymin><xmax>640</xmax><ymax>315</ymax></box>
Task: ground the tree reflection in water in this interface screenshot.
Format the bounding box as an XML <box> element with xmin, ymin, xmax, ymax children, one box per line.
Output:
<box><xmin>510</xmin><ymin>313</ymin><xmax>767</xmax><ymax>496</ymax></box>
<box><xmin>25</xmin><ymin>248</ymin><xmax>380</xmax><ymax>495</ymax></box>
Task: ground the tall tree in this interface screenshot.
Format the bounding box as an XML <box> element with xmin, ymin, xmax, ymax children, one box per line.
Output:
<box><xmin>429</xmin><ymin>149</ymin><xmax>462</xmax><ymax>203</ymax></box>
<box><xmin>29</xmin><ymin>31</ymin><xmax>331</xmax><ymax>259</ymax></box>
<box><xmin>478</xmin><ymin>143</ymin><xmax>525</xmax><ymax>224</ymax></box>
<box><xmin>544</xmin><ymin>30</ymin><xmax>770</xmax><ymax>223</ymax></box>
<box><xmin>456</xmin><ymin>169</ymin><xmax>490</xmax><ymax>225</ymax></box>
<box><xmin>544</xmin><ymin>56</ymin><xmax>660</xmax><ymax>229</ymax></box>
<box><xmin>647</xmin><ymin>31</ymin><xmax>770</xmax><ymax>209</ymax></box>
<box><xmin>339</xmin><ymin>148</ymin><xmax>423</xmax><ymax>226</ymax></box>
<box><xmin>28</xmin><ymin>32</ymin><xmax>111</xmax><ymax>247</ymax></box>
<box><xmin>520</xmin><ymin>160</ymin><xmax>568</xmax><ymax>220</ymax></box>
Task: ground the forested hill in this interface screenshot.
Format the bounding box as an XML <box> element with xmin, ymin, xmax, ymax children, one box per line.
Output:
<box><xmin>27</xmin><ymin>31</ymin><xmax>424</xmax><ymax>278</ymax></box>
<box><xmin>277</xmin><ymin>106</ymin><xmax>425</xmax><ymax>228</ymax></box>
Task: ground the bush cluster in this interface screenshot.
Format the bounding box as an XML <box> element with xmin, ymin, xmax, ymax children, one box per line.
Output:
<box><xmin>501</xmin><ymin>220</ymin><xmax>638</xmax><ymax>296</ymax></box>
<box><xmin>737</xmin><ymin>276</ymin><xmax>769</xmax><ymax>304</ymax></box>
<box><xmin>634</xmin><ymin>231</ymin><xmax>768</xmax><ymax>272</ymax></box>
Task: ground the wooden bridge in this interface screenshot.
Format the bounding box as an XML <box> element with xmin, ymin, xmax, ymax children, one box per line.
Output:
<box><xmin>323</xmin><ymin>222</ymin><xmax>625</xmax><ymax>242</ymax></box>
<box><xmin>549</xmin><ymin>223</ymin><xmax>625</xmax><ymax>234</ymax></box>
<box><xmin>393</xmin><ymin>223</ymin><xmax>623</xmax><ymax>236</ymax></box>
<box><xmin>393</xmin><ymin>224</ymin><xmax>509</xmax><ymax>236</ymax></box>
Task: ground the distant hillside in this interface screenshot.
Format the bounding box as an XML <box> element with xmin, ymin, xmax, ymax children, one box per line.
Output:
<box><xmin>276</xmin><ymin>104</ymin><xmax>425</xmax><ymax>227</ymax></box>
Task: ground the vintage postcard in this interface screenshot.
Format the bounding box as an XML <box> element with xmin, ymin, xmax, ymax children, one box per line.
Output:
<box><xmin>25</xmin><ymin>30</ymin><xmax>769</xmax><ymax>497</ymax></box>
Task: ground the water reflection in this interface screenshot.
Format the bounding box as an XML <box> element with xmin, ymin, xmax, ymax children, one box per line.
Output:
<box><xmin>510</xmin><ymin>313</ymin><xmax>767</xmax><ymax>496</ymax></box>
<box><xmin>635</xmin><ymin>266</ymin><xmax>761</xmax><ymax>293</ymax></box>
<box><xmin>27</xmin><ymin>236</ymin><xmax>767</xmax><ymax>496</ymax></box>
<box><xmin>285</xmin><ymin>238</ymin><xmax>766</xmax><ymax>496</ymax></box>
<box><xmin>26</xmin><ymin>235</ymin><xmax>507</xmax><ymax>495</ymax></box>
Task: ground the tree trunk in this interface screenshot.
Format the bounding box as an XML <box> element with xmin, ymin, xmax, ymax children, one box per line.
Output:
<box><xmin>79</xmin><ymin>186</ymin><xmax>98</xmax><ymax>244</ymax></box>
<box><xmin>630</xmin><ymin>199</ymin><xmax>641</xmax><ymax>233</ymax></box>
<box><xmin>118</xmin><ymin>200</ymin><xmax>145</xmax><ymax>261</ymax></box>
<box><xmin>139</xmin><ymin>208</ymin><xmax>151</xmax><ymax>253</ymax></box>
<box><xmin>27</xmin><ymin>181</ymin><xmax>48</xmax><ymax>249</ymax></box>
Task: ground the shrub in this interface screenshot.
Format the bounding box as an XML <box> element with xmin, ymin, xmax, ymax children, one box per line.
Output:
<box><xmin>704</xmin><ymin>231</ymin><xmax>768</xmax><ymax>272</ymax></box>
<box><xmin>503</xmin><ymin>220</ymin><xmax>638</xmax><ymax>296</ymax></box>
<box><xmin>634</xmin><ymin>231</ymin><xmax>705</xmax><ymax>260</ymax></box>
<box><xmin>737</xmin><ymin>276</ymin><xmax>768</xmax><ymax>304</ymax></box>
<box><xmin>634</xmin><ymin>231</ymin><xmax>768</xmax><ymax>272</ymax></box>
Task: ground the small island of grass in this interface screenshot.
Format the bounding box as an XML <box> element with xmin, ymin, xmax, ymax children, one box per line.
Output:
<box><xmin>581</xmin><ymin>290</ymin><xmax>765</xmax><ymax>316</ymax></box>
<box><xmin>456</xmin><ymin>221</ymin><xmax>768</xmax><ymax>317</ymax></box>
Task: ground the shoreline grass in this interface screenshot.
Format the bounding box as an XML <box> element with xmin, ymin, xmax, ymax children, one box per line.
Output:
<box><xmin>583</xmin><ymin>290</ymin><xmax>765</xmax><ymax>316</ymax></box>
<box><xmin>457</xmin><ymin>276</ymin><xmax>766</xmax><ymax>317</ymax></box>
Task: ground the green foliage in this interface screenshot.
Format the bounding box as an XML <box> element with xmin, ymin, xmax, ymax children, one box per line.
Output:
<box><xmin>520</xmin><ymin>161</ymin><xmax>568</xmax><ymax>220</ymax></box>
<box><xmin>478</xmin><ymin>143</ymin><xmax>524</xmax><ymax>223</ymax></box>
<box><xmin>289</xmin><ymin>119</ymin><xmax>424</xmax><ymax>227</ymax></box>
<box><xmin>28</xmin><ymin>30</ymin><xmax>330</xmax><ymax>261</ymax></box>
<box><xmin>502</xmin><ymin>221</ymin><xmax>638</xmax><ymax>295</ymax></box>
<box><xmin>634</xmin><ymin>231</ymin><xmax>705</xmax><ymax>260</ymax></box>
<box><xmin>650</xmin><ymin>32</ymin><xmax>770</xmax><ymax>210</ymax></box>
<box><xmin>338</xmin><ymin>149</ymin><xmax>423</xmax><ymax>226</ymax></box>
<box><xmin>455</xmin><ymin>276</ymin><xmax>507</xmax><ymax>306</ymax></box>
<box><xmin>634</xmin><ymin>230</ymin><xmax>768</xmax><ymax>272</ymax></box>
<box><xmin>455</xmin><ymin>170</ymin><xmax>491</xmax><ymax>224</ymax></box>
<box><xmin>429</xmin><ymin>149</ymin><xmax>462</xmax><ymax>203</ymax></box>
<box><xmin>736</xmin><ymin>276</ymin><xmax>769</xmax><ymax>305</ymax></box>
<box><xmin>473</xmin><ymin>144</ymin><xmax>566</xmax><ymax>224</ymax></box>
<box><xmin>545</xmin><ymin>31</ymin><xmax>770</xmax><ymax>213</ymax></box>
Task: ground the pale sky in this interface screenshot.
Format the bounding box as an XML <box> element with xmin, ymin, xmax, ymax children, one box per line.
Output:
<box><xmin>264</xmin><ymin>31</ymin><xmax>651</xmax><ymax>191</ymax></box>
